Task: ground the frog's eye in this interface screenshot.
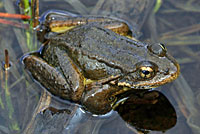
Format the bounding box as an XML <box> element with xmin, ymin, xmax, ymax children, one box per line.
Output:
<box><xmin>139</xmin><ymin>66</ymin><xmax>155</xmax><ymax>79</ymax></box>
<box><xmin>136</xmin><ymin>61</ymin><xmax>158</xmax><ymax>80</ymax></box>
<box><xmin>148</xmin><ymin>43</ymin><xmax>167</xmax><ymax>57</ymax></box>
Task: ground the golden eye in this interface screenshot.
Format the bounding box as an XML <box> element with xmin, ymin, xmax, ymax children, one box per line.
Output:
<box><xmin>139</xmin><ymin>66</ymin><xmax>154</xmax><ymax>79</ymax></box>
<box><xmin>135</xmin><ymin>61</ymin><xmax>158</xmax><ymax>80</ymax></box>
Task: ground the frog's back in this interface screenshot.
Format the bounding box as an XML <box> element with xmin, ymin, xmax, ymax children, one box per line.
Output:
<box><xmin>52</xmin><ymin>25</ymin><xmax>148</xmax><ymax>73</ymax></box>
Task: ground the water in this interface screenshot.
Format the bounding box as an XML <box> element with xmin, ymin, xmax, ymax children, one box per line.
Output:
<box><xmin>0</xmin><ymin>0</ymin><xmax>200</xmax><ymax>133</ymax></box>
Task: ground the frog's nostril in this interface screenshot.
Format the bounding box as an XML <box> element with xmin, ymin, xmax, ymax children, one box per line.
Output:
<box><xmin>164</xmin><ymin>68</ymin><xmax>170</xmax><ymax>75</ymax></box>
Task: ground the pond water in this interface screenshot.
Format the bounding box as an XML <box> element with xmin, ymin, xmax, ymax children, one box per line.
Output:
<box><xmin>0</xmin><ymin>0</ymin><xmax>200</xmax><ymax>134</ymax></box>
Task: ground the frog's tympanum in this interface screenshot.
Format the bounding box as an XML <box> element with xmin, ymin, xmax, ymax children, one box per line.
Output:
<box><xmin>23</xmin><ymin>11</ymin><xmax>180</xmax><ymax>115</ymax></box>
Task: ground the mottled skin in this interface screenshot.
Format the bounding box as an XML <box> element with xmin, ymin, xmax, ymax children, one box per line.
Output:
<box><xmin>23</xmin><ymin>12</ymin><xmax>180</xmax><ymax>114</ymax></box>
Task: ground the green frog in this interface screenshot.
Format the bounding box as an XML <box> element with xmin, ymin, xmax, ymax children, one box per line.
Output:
<box><xmin>23</xmin><ymin>11</ymin><xmax>180</xmax><ymax>115</ymax></box>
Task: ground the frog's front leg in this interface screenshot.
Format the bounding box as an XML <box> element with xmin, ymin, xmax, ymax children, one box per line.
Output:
<box><xmin>81</xmin><ymin>78</ymin><xmax>122</xmax><ymax>115</ymax></box>
<box><xmin>23</xmin><ymin>49</ymin><xmax>85</xmax><ymax>102</ymax></box>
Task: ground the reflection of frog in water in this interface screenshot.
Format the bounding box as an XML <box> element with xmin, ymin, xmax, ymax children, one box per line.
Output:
<box><xmin>23</xmin><ymin>11</ymin><xmax>180</xmax><ymax>115</ymax></box>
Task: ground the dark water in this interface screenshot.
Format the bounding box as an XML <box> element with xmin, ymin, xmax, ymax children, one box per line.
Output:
<box><xmin>0</xmin><ymin>0</ymin><xmax>200</xmax><ymax>133</ymax></box>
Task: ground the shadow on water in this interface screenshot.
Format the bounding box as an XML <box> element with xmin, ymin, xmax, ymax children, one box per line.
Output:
<box><xmin>0</xmin><ymin>0</ymin><xmax>200</xmax><ymax>134</ymax></box>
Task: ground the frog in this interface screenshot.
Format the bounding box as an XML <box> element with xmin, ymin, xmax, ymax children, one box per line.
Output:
<box><xmin>23</xmin><ymin>11</ymin><xmax>180</xmax><ymax>115</ymax></box>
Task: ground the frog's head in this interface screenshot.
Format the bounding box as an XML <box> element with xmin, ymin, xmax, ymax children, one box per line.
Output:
<box><xmin>117</xmin><ymin>43</ymin><xmax>180</xmax><ymax>89</ymax></box>
<box><xmin>82</xmin><ymin>43</ymin><xmax>180</xmax><ymax>115</ymax></box>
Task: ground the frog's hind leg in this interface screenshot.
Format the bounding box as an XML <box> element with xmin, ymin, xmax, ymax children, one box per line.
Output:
<box><xmin>23</xmin><ymin>55</ymin><xmax>72</xmax><ymax>100</ymax></box>
<box><xmin>51</xmin><ymin>47</ymin><xmax>85</xmax><ymax>102</ymax></box>
<box><xmin>38</xmin><ymin>10</ymin><xmax>134</xmax><ymax>38</ymax></box>
<box><xmin>23</xmin><ymin>52</ymin><xmax>84</xmax><ymax>102</ymax></box>
<box><xmin>52</xmin><ymin>16</ymin><xmax>134</xmax><ymax>38</ymax></box>
<box><xmin>37</xmin><ymin>10</ymin><xmax>79</xmax><ymax>42</ymax></box>
<box><xmin>93</xmin><ymin>18</ymin><xmax>134</xmax><ymax>38</ymax></box>
<box><xmin>41</xmin><ymin>45</ymin><xmax>85</xmax><ymax>102</ymax></box>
